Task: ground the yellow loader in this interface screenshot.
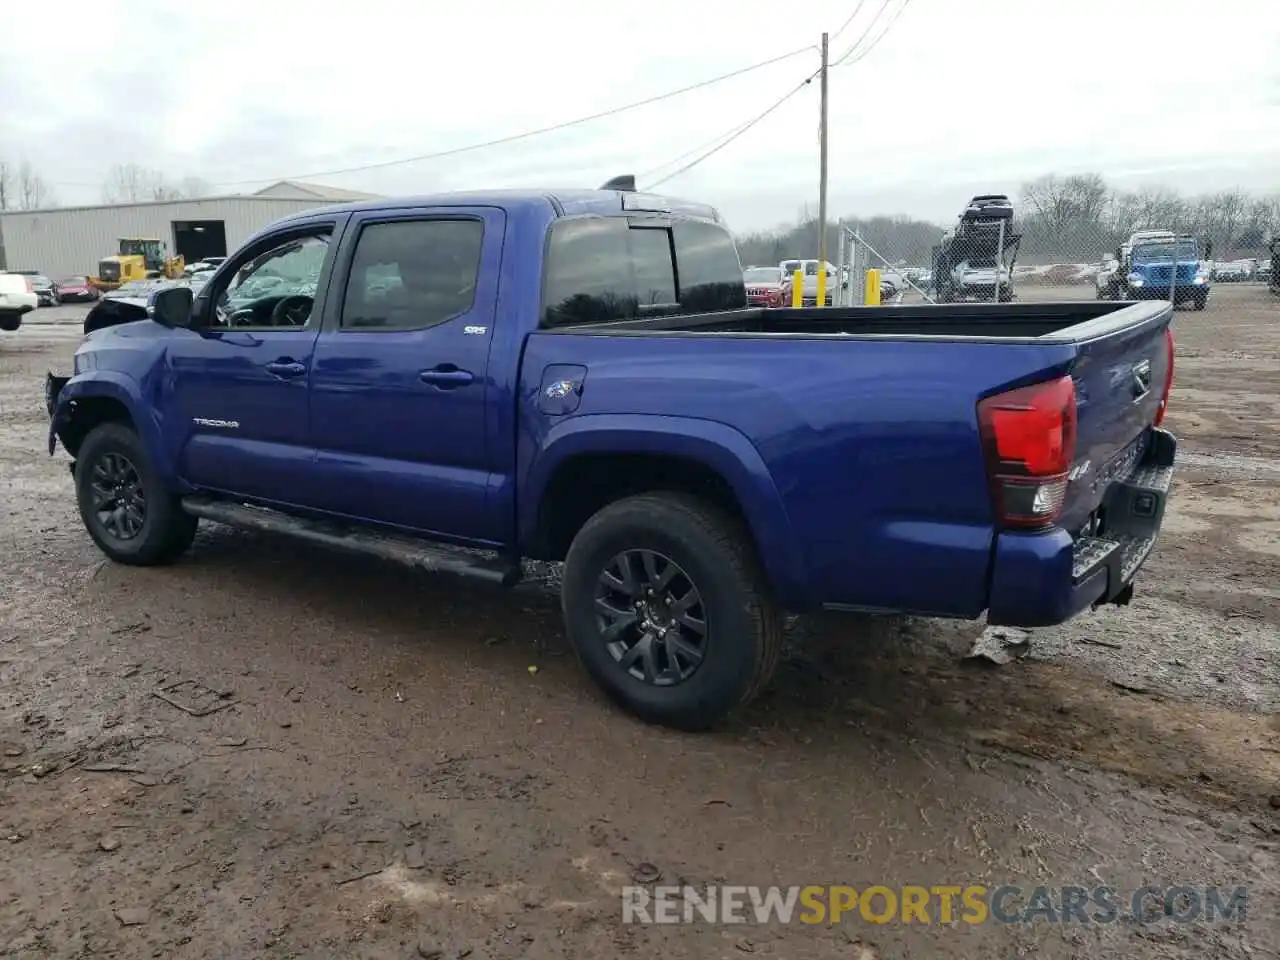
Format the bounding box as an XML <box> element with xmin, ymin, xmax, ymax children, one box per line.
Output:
<box><xmin>90</xmin><ymin>238</ymin><xmax>185</xmax><ymax>292</ymax></box>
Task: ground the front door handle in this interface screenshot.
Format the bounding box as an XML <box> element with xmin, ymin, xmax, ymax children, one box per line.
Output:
<box><xmin>419</xmin><ymin>366</ymin><xmax>474</xmax><ymax>388</ymax></box>
<box><xmin>265</xmin><ymin>360</ymin><xmax>307</xmax><ymax>379</ymax></box>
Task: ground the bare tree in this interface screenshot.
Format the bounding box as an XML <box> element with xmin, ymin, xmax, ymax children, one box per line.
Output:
<box><xmin>1021</xmin><ymin>174</ymin><xmax>1110</xmax><ymax>259</ymax></box>
<box><xmin>177</xmin><ymin>176</ymin><xmax>214</xmax><ymax>199</ymax></box>
<box><xmin>102</xmin><ymin>164</ymin><xmax>172</xmax><ymax>203</ymax></box>
<box><xmin>1238</xmin><ymin>197</ymin><xmax>1280</xmax><ymax>250</ymax></box>
<box><xmin>102</xmin><ymin>164</ymin><xmax>214</xmax><ymax>203</ymax></box>
<box><xmin>17</xmin><ymin>161</ymin><xmax>53</xmax><ymax>210</ymax></box>
<box><xmin>0</xmin><ymin>159</ymin><xmax>11</xmax><ymax>211</ymax></box>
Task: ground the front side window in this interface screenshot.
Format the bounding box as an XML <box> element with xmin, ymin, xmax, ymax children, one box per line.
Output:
<box><xmin>214</xmin><ymin>230</ymin><xmax>331</xmax><ymax>329</ymax></box>
<box><xmin>340</xmin><ymin>219</ymin><xmax>484</xmax><ymax>331</ymax></box>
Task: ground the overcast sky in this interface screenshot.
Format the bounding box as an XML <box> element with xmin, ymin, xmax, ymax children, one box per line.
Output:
<box><xmin>1</xmin><ymin>0</ymin><xmax>1276</xmax><ymax>231</ymax></box>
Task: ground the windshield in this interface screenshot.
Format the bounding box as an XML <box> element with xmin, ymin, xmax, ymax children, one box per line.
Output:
<box><xmin>743</xmin><ymin>268</ymin><xmax>781</xmax><ymax>283</ymax></box>
<box><xmin>1132</xmin><ymin>242</ymin><xmax>1198</xmax><ymax>263</ymax></box>
<box><xmin>33</xmin><ymin>276</ymin><xmax>51</xmax><ymax>285</ymax></box>
<box><xmin>115</xmin><ymin>280</ymin><xmax>152</xmax><ymax>293</ymax></box>
<box><xmin>59</xmin><ymin>277</ymin><xmax>86</xmax><ymax>286</ymax></box>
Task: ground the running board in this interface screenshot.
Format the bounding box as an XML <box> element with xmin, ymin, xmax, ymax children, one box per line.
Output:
<box><xmin>181</xmin><ymin>496</ymin><xmax>522</xmax><ymax>587</ymax></box>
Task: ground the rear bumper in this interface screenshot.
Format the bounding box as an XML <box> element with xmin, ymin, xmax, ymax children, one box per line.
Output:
<box><xmin>987</xmin><ymin>428</ymin><xmax>1176</xmax><ymax>628</ymax></box>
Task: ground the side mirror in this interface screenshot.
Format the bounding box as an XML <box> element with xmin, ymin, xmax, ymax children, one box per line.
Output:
<box><xmin>151</xmin><ymin>286</ymin><xmax>194</xmax><ymax>328</ymax></box>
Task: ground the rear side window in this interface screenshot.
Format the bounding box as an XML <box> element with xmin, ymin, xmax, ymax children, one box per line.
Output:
<box><xmin>341</xmin><ymin>219</ymin><xmax>484</xmax><ymax>331</ymax></box>
<box><xmin>542</xmin><ymin>217</ymin><xmax>745</xmax><ymax>327</ymax></box>
<box><xmin>673</xmin><ymin>221</ymin><xmax>747</xmax><ymax>312</ymax></box>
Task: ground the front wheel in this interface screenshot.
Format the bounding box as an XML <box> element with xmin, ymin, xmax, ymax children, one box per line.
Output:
<box><xmin>561</xmin><ymin>493</ymin><xmax>782</xmax><ymax>731</ymax></box>
<box><xmin>1194</xmin><ymin>294</ymin><xmax>1207</xmax><ymax>311</ymax></box>
<box><xmin>75</xmin><ymin>422</ymin><xmax>198</xmax><ymax>565</ymax></box>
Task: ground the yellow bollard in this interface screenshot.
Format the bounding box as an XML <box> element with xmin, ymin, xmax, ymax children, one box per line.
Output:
<box><xmin>864</xmin><ymin>268</ymin><xmax>881</xmax><ymax>306</ymax></box>
<box><xmin>791</xmin><ymin>268</ymin><xmax>804</xmax><ymax>308</ymax></box>
<box><xmin>815</xmin><ymin>265</ymin><xmax>827</xmax><ymax>308</ymax></box>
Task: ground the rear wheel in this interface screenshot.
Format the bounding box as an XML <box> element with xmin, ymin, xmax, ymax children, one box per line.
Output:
<box><xmin>561</xmin><ymin>493</ymin><xmax>782</xmax><ymax>731</ymax></box>
<box><xmin>75</xmin><ymin>423</ymin><xmax>198</xmax><ymax>565</ymax></box>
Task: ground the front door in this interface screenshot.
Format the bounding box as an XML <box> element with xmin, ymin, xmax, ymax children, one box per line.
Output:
<box><xmin>163</xmin><ymin>222</ymin><xmax>343</xmax><ymax>505</ymax></box>
<box><xmin>308</xmin><ymin>207</ymin><xmax>505</xmax><ymax>543</ymax></box>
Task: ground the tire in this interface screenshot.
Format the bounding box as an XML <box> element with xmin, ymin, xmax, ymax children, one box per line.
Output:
<box><xmin>1194</xmin><ymin>295</ymin><xmax>1206</xmax><ymax>311</ymax></box>
<box><xmin>561</xmin><ymin>492</ymin><xmax>782</xmax><ymax>731</ymax></box>
<box><xmin>75</xmin><ymin>422</ymin><xmax>198</xmax><ymax>566</ymax></box>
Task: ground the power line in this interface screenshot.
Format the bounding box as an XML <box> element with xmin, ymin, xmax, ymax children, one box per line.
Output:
<box><xmin>832</xmin><ymin>0</ymin><xmax>893</xmax><ymax>64</ymax></box>
<box><xmin>830</xmin><ymin>0</ymin><xmax>870</xmax><ymax>45</ymax></box>
<box><xmin>645</xmin><ymin>71</ymin><xmax>819</xmax><ymax>190</ymax></box>
<box><xmin>208</xmin><ymin>46</ymin><xmax>817</xmax><ymax>187</ymax></box>
<box><xmin>835</xmin><ymin>0</ymin><xmax>913</xmax><ymax>66</ymax></box>
<box><xmin>637</xmin><ymin>107</ymin><xmax>771</xmax><ymax>182</ymax></box>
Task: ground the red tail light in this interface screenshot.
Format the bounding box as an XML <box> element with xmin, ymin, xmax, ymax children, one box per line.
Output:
<box><xmin>978</xmin><ymin>375</ymin><xmax>1077</xmax><ymax>530</ymax></box>
<box><xmin>1154</xmin><ymin>327</ymin><xmax>1174</xmax><ymax>426</ymax></box>
<box><xmin>23</xmin><ymin>277</ymin><xmax>34</xmax><ymax>293</ymax></box>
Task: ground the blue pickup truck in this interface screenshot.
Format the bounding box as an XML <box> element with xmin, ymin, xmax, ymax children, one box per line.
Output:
<box><xmin>45</xmin><ymin>180</ymin><xmax>1177</xmax><ymax>729</ymax></box>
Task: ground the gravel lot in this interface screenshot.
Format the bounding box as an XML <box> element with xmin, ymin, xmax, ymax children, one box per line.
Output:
<box><xmin>1</xmin><ymin>287</ymin><xmax>1277</xmax><ymax>959</ymax></box>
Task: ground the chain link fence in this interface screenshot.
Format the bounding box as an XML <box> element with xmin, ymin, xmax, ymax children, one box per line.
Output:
<box><xmin>737</xmin><ymin>179</ymin><xmax>1280</xmax><ymax>310</ymax></box>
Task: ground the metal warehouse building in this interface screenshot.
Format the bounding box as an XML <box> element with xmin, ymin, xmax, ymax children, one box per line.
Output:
<box><xmin>0</xmin><ymin>181</ymin><xmax>380</xmax><ymax>280</ymax></box>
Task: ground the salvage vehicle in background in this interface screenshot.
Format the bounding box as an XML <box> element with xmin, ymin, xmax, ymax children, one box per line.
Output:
<box><xmin>46</xmin><ymin>178</ymin><xmax>1178</xmax><ymax>730</ymax></box>
<box><xmin>1108</xmin><ymin>234</ymin><xmax>1210</xmax><ymax>309</ymax></box>
<box><xmin>743</xmin><ymin>265</ymin><xmax>785</xmax><ymax>307</ymax></box>
<box><xmin>1210</xmin><ymin>260</ymin><xmax>1251</xmax><ymax>282</ymax></box>
<box><xmin>0</xmin><ymin>272</ymin><xmax>39</xmax><ymax>330</ymax></box>
<box><xmin>779</xmin><ymin>259</ymin><xmax>836</xmax><ymax>306</ymax></box>
<box><xmin>54</xmin><ymin>276</ymin><xmax>101</xmax><ymax>304</ymax></box>
<box><xmin>932</xmin><ymin>194</ymin><xmax>1019</xmax><ymax>303</ymax></box>
<box><xmin>30</xmin><ymin>275</ymin><xmax>57</xmax><ymax>307</ymax></box>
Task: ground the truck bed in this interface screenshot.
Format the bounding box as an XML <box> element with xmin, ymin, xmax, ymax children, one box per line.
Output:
<box><xmin>545</xmin><ymin>300</ymin><xmax>1164</xmax><ymax>341</ymax></box>
<box><xmin>522</xmin><ymin>296</ymin><xmax>1173</xmax><ymax>616</ymax></box>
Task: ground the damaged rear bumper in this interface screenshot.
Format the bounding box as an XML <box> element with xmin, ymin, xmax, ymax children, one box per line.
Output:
<box><xmin>987</xmin><ymin>428</ymin><xmax>1177</xmax><ymax>628</ymax></box>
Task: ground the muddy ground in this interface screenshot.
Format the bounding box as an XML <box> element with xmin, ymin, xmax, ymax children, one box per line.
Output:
<box><xmin>1</xmin><ymin>286</ymin><xmax>1277</xmax><ymax>959</ymax></box>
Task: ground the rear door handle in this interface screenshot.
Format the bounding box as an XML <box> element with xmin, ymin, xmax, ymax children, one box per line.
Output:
<box><xmin>265</xmin><ymin>360</ymin><xmax>307</xmax><ymax>379</ymax></box>
<box><xmin>419</xmin><ymin>367</ymin><xmax>474</xmax><ymax>388</ymax></box>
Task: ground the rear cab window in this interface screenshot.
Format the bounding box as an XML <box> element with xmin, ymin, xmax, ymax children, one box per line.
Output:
<box><xmin>541</xmin><ymin>216</ymin><xmax>746</xmax><ymax>327</ymax></box>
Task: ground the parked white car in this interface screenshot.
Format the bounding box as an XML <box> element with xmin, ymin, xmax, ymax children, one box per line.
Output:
<box><xmin>778</xmin><ymin>259</ymin><xmax>837</xmax><ymax>306</ymax></box>
<box><xmin>0</xmin><ymin>273</ymin><xmax>39</xmax><ymax>330</ymax></box>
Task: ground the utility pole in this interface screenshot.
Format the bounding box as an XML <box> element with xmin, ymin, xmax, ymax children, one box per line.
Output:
<box><xmin>817</xmin><ymin>32</ymin><xmax>830</xmax><ymax>281</ymax></box>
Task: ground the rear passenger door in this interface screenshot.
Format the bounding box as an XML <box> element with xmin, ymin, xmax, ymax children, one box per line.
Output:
<box><xmin>307</xmin><ymin>207</ymin><xmax>505</xmax><ymax>542</ymax></box>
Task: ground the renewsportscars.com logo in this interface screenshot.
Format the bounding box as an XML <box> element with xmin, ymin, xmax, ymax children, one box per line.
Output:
<box><xmin>622</xmin><ymin>884</ymin><xmax>1249</xmax><ymax>926</ymax></box>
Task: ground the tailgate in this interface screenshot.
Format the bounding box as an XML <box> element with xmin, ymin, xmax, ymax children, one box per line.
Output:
<box><xmin>1058</xmin><ymin>305</ymin><xmax>1173</xmax><ymax>532</ymax></box>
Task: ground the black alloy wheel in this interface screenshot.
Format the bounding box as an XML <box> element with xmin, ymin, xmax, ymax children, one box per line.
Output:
<box><xmin>595</xmin><ymin>549</ymin><xmax>708</xmax><ymax>686</ymax></box>
<box><xmin>89</xmin><ymin>451</ymin><xmax>147</xmax><ymax>541</ymax></box>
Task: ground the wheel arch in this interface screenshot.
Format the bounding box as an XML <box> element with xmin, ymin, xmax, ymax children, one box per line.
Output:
<box><xmin>51</xmin><ymin>374</ymin><xmax>168</xmax><ymax>479</ymax></box>
<box><xmin>521</xmin><ymin>414</ymin><xmax>810</xmax><ymax>607</ymax></box>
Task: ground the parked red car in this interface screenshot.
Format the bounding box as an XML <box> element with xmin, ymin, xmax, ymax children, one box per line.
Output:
<box><xmin>743</xmin><ymin>266</ymin><xmax>786</xmax><ymax>307</ymax></box>
<box><xmin>53</xmin><ymin>276</ymin><xmax>100</xmax><ymax>304</ymax></box>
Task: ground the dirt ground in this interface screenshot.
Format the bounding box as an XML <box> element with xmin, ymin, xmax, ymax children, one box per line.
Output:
<box><xmin>1</xmin><ymin>286</ymin><xmax>1277</xmax><ymax>959</ymax></box>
